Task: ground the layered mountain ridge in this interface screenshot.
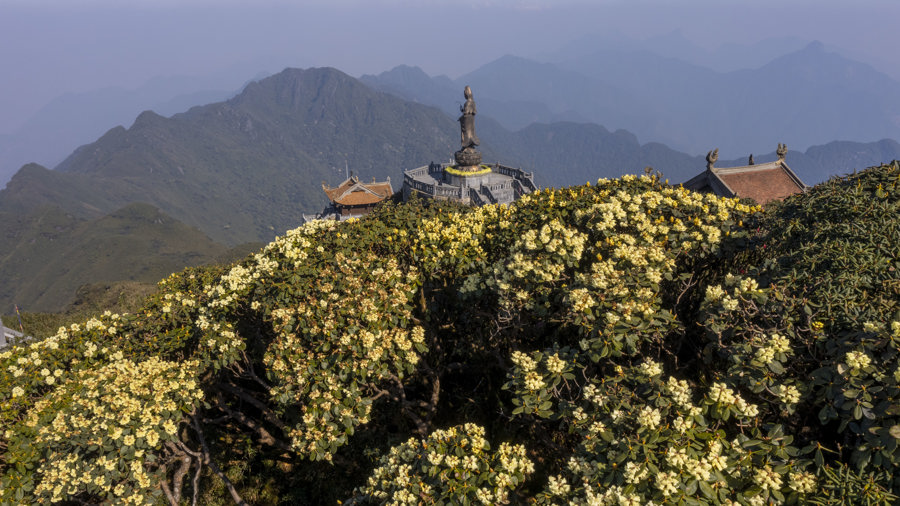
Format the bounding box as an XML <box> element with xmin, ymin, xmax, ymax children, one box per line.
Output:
<box><xmin>4</xmin><ymin>65</ymin><xmax>900</xmax><ymax>313</ymax></box>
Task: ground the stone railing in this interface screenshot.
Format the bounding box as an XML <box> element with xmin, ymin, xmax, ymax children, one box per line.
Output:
<box><xmin>469</xmin><ymin>187</ymin><xmax>487</xmax><ymax>206</ymax></box>
<box><xmin>404</xmin><ymin>168</ymin><xmax>464</xmax><ymax>200</ymax></box>
<box><xmin>495</xmin><ymin>164</ymin><xmax>537</xmax><ymax>192</ymax></box>
<box><xmin>512</xmin><ymin>180</ymin><xmax>528</xmax><ymax>198</ymax></box>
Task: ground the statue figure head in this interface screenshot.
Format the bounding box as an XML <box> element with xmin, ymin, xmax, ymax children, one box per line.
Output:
<box><xmin>464</xmin><ymin>85</ymin><xmax>473</xmax><ymax>100</ymax></box>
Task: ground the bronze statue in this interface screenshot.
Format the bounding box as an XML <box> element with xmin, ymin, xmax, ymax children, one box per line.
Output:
<box><xmin>706</xmin><ymin>148</ymin><xmax>718</xmax><ymax>170</ymax></box>
<box><xmin>777</xmin><ymin>143</ymin><xmax>788</xmax><ymax>161</ymax></box>
<box><xmin>459</xmin><ymin>85</ymin><xmax>480</xmax><ymax>149</ymax></box>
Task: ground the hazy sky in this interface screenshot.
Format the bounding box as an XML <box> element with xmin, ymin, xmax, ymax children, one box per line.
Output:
<box><xmin>2</xmin><ymin>0</ymin><xmax>899</xmax><ymax>134</ymax></box>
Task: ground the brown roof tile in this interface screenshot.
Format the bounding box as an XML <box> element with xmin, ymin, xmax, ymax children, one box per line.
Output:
<box><xmin>682</xmin><ymin>160</ymin><xmax>806</xmax><ymax>205</ymax></box>
<box><xmin>323</xmin><ymin>176</ymin><xmax>393</xmax><ymax>206</ymax></box>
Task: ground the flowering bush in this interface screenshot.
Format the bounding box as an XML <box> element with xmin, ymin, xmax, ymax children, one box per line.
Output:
<box><xmin>2</xmin><ymin>166</ymin><xmax>900</xmax><ymax>503</ymax></box>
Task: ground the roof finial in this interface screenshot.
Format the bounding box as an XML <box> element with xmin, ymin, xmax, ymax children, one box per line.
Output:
<box><xmin>748</xmin><ymin>154</ymin><xmax>755</xmax><ymax>165</ymax></box>
<box><xmin>777</xmin><ymin>143</ymin><xmax>788</xmax><ymax>161</ymax></box>
<box><xmin>706</xmin><ymin>148</ymin><xmax>719</xmax><ymax>170</ymax></box>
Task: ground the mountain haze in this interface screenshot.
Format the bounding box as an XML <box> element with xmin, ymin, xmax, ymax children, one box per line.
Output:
<box><xmin>365</xmin><ymin>43</ymin><xmax>900</xmax><ymax>157</ymax></box>
<box><xmin>556</xmin><ymin>41</ymin><xmax>900</xmax><ymax>154</ymax></box>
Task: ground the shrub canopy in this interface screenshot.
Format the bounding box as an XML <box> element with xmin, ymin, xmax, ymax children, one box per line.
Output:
<box><xmin>2</xmin><ymin>165</ymin><xmax>900</xmax><ymax>505</ymax></box>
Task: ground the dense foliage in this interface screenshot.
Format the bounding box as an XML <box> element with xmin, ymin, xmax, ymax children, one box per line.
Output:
<box><xmin>2</xmin><ymin>164</ymin><xmax>900</xmax><ymax>505</ymax></box>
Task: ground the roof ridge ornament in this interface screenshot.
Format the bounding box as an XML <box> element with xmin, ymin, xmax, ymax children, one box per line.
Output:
<box><xmin>706</xmin><ymin>148</ymin><xmax>719</xmax><ymax>170</ymax></box>
<box><xmin>777</xmin><ymin>143</ymin><xmax>788</xmax><ymax>161</ymax></box>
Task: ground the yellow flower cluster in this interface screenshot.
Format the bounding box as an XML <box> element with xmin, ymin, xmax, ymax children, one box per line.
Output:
<box><xmin>5</xmin><ymin>357</ymin><xmax>202</xmax><ymax>504</ymax></box>
<box><xmin>788</xmin><ymin>470</ymin><xmax>817</xmax><ymax>494</ymax></box>
<box><xmin>705</xmin><ymin>273</ymin><xmax>764</xmax><ymax>313</ymax></box>
<box><xmin>845</xmin><ymin>350</ymin><xmax>872</xmax><ymax>371</ymax></box>
<box><xmin>754</xmin><ymin>332</ymin><xmax>791</xmax><ymax>365</ymax></box>
<box><xmin>775</xmin><ymin>384</ymin><xmax>802</xmax><ymax>405</ymax></box>
<box><xmin>708</xmin><ymin>382</ymin><xmax>759</xmax><ymax>418</ymax></box>
<box><xmin>520</xmin><ymin>182</ymin><xmax>755</xmax><ymax>339</ymax></box>
<box><xmin>206</xmin><ymin>252</ymin><xmax>279</xmax><ymax>309</ymax></box>
<box><xmin>498</xmin><ymin>219</ymin><xmax>587</xmax><ymax>289</ymax></box>
<box><xmin>414</xmin><ymin>203</ymin><xmax>512</xmax><ymax>277</ymax></box>
<box><xmin>637</xmin><ymin>359</ymin><xmax>663</xmax><ymax>378</ymax></box>
<box><xmin>361</xmin><ymin>423</ymin><xmax>533</xmax><ymax>505</ymax></box>
<box><xmin>552</xmin><ymin>362</ymin><xmax>807</xmax><ymax>505</ymax></box>
<box><xmin>264</xmin><ymin>220</ymin><xmax>334</xmax><ymax>267</ymax></box>
<box><xmin>1</xmin><ymin>311</ymin><xmax>127</xmax><ymax>415</ymax></box>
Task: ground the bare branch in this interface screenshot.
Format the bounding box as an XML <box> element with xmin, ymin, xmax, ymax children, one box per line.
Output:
<box><xmin>675</xmin><ymin>272</ymin><xmax>698</xmax><ymax>307</ymax></box>
<box><xmin>370</xmin><ymin>388</ymin><xmax>397</xmax><ymax>402</ymax></box>
<box><xmin>161</xmin><ymin>441</ymin><xmax>197</xmax><ymax>505</ymax></box>
<box><xmin>192</xmin><ymin>452</ymin><xmax>202</xmax><ymax>506</ymax></box>
<box><xmin>387</xmin><ymin>373</ymin><xmax>429</xmax><ymax>434</ymax></box>
<box><xmin>172</xmin><ymin>452</ymin><xmax>192</xmax><ymax>504</ymax></box>
<box><xmin>218</xmin><ymin>382</ymin><xmax>287</xmax><ymax>431</ymax></box>
<box><xmin>159</xmin><ymin>464</ymin><xmax>177</xmax><ymax>506</ymax></box>
<box><xmin>239</xmin><ymin>350</ymin><xmax>272</xmax><ymax>391</ymax></box>
<box><xmin>174</xmin><ymin>440</ymin><xmax>202</xmax><ymax>459</ymax></box>
<box><xmin>191</xmin><ymin>414</ymin><xmax>249</xmax><ymax>506</ymax></box>
<box><xmin>215</xmin><ymin>392</ymin><xmax>293</xmax><ymax>452</ymax></box>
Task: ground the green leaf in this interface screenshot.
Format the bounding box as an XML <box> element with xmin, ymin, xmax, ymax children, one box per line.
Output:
<box><xmin>698</xmin><ymin>480</ymin><xmax>714</xmax><ymax>499</ymax></box>
<box><xmin>889</xmin><ymin>425</ymin><xmax>900</xmax><ymax>439</ymax></box>
<box><xmin>684</xmin><ymin>479</ymin><xmax>698</xmax><ymax>495</ymax></box>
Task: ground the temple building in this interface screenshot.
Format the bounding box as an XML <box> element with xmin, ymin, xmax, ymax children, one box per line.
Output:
<box><xmin>402</xmin><ymin>86</ymin><xmax>537</xmax><ymax>206</ymax></box>
<box><xmin>303</xmin><ymin>175</ymin><xmax>393</xmax><ymax>222</ymax></box>
<box><xmin>683</xmin><ymin>144</ymin><xmax>807</xmax><ymax>205</ymax></box>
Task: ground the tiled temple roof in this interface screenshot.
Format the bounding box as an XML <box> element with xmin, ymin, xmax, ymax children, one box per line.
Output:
<box><xmin>323</xmin><ymin>176</ymin><xmax>393</xmax><ymax>206</ymax></box>
<box><xmin>683</xmin><ymin>159</ymin><xmax>806</xmax><ymax>205</ymax></box>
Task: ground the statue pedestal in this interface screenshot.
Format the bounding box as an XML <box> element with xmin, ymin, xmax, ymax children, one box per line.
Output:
<box><xmin>454</xmin><ymin>148</ymin><xmax>482</xmax><ymax>168</ymax></box>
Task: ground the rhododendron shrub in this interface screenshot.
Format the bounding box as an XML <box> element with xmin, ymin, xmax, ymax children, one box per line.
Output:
<box><xmin>2</xmin><ymin>165</ymin><xmax>899</xmax><ymax>504</ymax></box>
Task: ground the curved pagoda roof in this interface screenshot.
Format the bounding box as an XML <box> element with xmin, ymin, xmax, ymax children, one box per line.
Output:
<box><xmin>322</xmin><ymin>176</ymin><xmax>393</xmax><ymax>206</ymax></box>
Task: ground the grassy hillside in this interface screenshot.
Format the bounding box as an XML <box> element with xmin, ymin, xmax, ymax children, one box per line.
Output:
<box><xmin>0</xmin><ymin>203</ymin><xmax>235</xmax><ymax>312</ymax></box>
<box><xmin>2</xmin><ymin>163</ymin><xmax>898</xmax><ymax>504</ymax></box>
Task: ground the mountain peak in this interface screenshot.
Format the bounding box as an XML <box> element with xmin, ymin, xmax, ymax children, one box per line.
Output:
<box><xmin>804</xmin><ymin>40</ymin><xmax>825</xmax><ymax>53</ymax></box>
<box><xmin>132</xmin><ymin>110</ymin><xmax>165</xmax><ymax>127</ymax></box>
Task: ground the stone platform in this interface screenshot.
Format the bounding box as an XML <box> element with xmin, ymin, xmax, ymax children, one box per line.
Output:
<box><xmin>402</xmin><ymin>162</ymin><xmax>537</xmax><ymax>206</ymax></box>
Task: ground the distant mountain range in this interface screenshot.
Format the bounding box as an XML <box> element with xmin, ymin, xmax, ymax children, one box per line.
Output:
<box><xmin>3</xmin><ymin>65</ymin><xmax>900</xmax><ymax>312</ymax></box>
<box><xmin>0</xmin><ymin>72</ymin><xmax>264</xmax><ymax>186</ymax></box>
<box><xmin>544</xmin><ymin>29</ymin><xmax>811</xmax><ymax>74</ymax></box>
<box><xmin>363</xmin><ymin>41</ymin><xmax>900</xmax><ymax>157</ymax></box>
<box><xmin>8</xmin><ymin>36</ymin><xmax>900</xmax><ymax>191</ymax></box>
